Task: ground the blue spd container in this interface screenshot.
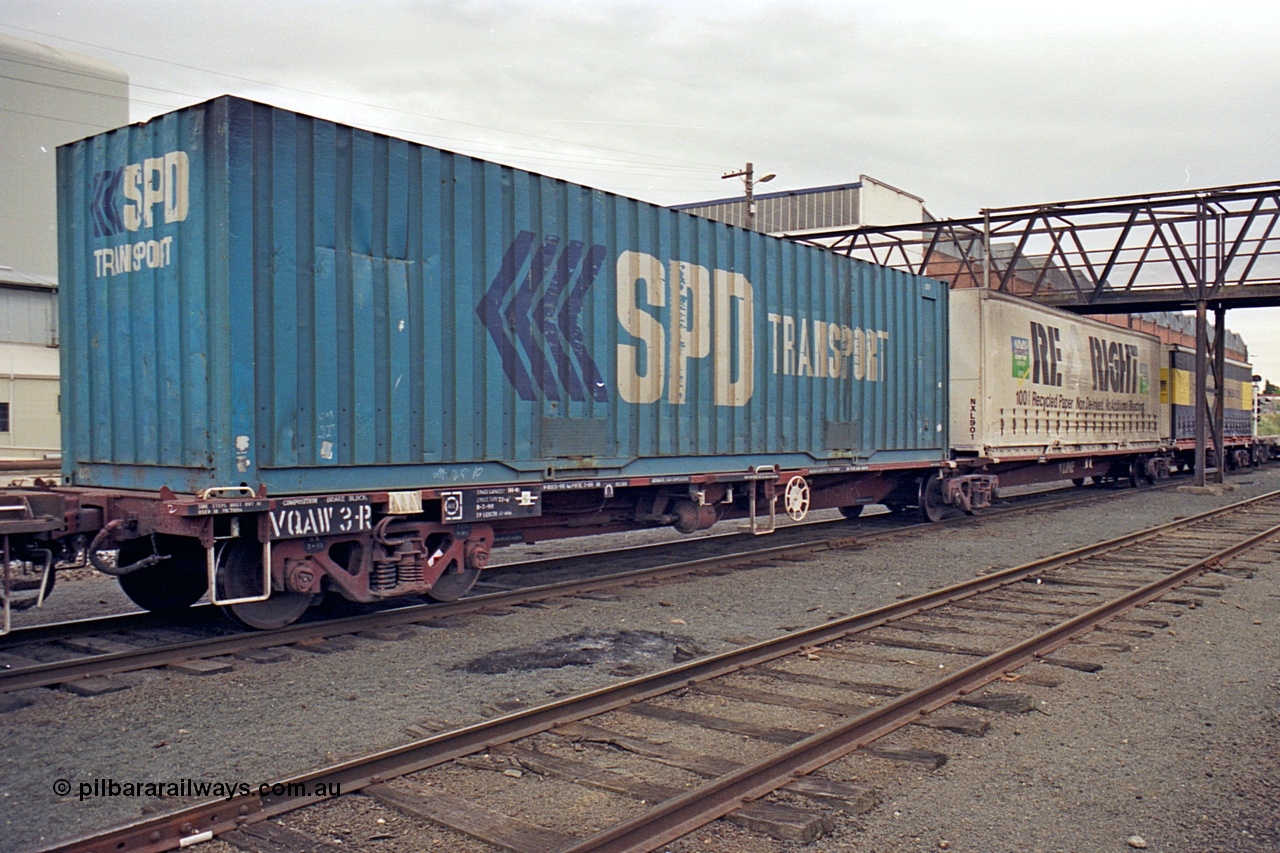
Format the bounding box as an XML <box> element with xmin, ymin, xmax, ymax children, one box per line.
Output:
<box><xmin>57</xmin><ymin>96</ymin><xmax>948</xmax><ymax>495</ymax></box>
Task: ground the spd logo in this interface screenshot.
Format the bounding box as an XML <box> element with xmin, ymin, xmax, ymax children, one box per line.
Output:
<box><xmin>90</xmin><ymin>150</ymin><xmax>191</xmax><ymax>238</ymax></box>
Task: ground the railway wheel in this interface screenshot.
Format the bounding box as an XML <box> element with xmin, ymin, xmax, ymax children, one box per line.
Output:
<box><xmin>215</xmin><ymin>539</ymin><xmax>313</xmax><ymax>630</ymax></box>
<box><xmin>838</xmin><ymin>505</ymin><xmax>865</xmax><ymax>520</ymax></box>
<box><xmin>1128</xmin><ymin>460</ymin><xmax>1154</xmax><ymax>488</ymax></box>
<box><xmin>116</xmin><ymin>536</ymin><xmax>207</xmax><ymax>612</ymax></box>
<box><xmin>918</xmin><ymin>472</ymin><xmax>951</xmax><ymax>523</ymax></box>
<box><xmin>426</xmin><ymin>567</ymin><xmax>481</xmax><ymax>602</ymax></box>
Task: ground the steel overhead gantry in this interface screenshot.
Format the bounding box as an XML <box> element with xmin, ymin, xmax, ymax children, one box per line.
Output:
<box><xmin>787</xmin><ymin>180</ymin><xmax>1280</xmax><ymax>486</ymax></box>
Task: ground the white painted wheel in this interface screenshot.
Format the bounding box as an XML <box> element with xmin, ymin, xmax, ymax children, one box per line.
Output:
<box><xmin>783</xmin><ymin>475</ymin><xmax>810</xmax><ymax>522</ymax></box>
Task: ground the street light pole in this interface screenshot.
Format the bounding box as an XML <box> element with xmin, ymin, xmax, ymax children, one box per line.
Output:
<box><xmin>721</xmin><ymin>162</ymin><xmax>775</xmax><ymax>230</ymax></box>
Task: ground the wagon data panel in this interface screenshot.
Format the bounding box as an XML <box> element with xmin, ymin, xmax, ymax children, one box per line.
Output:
<box><xmin>441</xmin><ymin>486</ymin><xmax>543</xmax><ymax>524</ymax></box>
<box><xmin>268</xmin><ymin>495</ymin><xmax>373</xmax><ymax>540</ymax></box>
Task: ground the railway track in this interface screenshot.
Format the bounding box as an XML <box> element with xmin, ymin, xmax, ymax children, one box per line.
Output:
<box><xmin>37</xmin><ymin>489</ymin><xmax>1280</xmax><ymax>853</ymax></box>
<box><xmin>0</xmin><ymin>477</ymin><xmax>1197</xmax><ymax>698</ymax></box>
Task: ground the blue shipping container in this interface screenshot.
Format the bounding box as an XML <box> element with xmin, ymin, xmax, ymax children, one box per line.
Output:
<box><xmin>57</xmin><ymin>96</ymin><xmax>948</xmax><ymax>495</ymax></box>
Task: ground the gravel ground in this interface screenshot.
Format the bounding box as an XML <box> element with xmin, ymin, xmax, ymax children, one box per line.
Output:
<box><xmin>3</xmin><ymin>471</ymin><xmax>1278</xmax><ymax>852</ymax></box>
<box><xmin>822</xmin><ymin>552</ymin><xmax>1280</xmax><ymax>852</ymax></box>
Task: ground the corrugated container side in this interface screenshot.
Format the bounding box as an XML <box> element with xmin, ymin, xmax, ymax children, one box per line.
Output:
<box><xmin>950</xmin><ymin>288</ymin><xmax>1162</xmax><ymax>456</ymax></box>
<box><xmin>1163</xmin><ymin>346</ymin><xmax>1254</xmax><ymax>439</ymax></box>
<box><xmin>58</xmin><ymin>107</ymin><xmax>221</xmax><ymax>486</ymax></box>
<box><xmin>59</xmin><ymin>96</ymin><xmax>947</xmax><ymax>495</ymax></box>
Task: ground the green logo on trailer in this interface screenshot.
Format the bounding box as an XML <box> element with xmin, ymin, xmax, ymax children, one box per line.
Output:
<box><xmin>1011</xmin><ymin>336</ymin><xmax>1030</xmax><ymax>380</ymax></box>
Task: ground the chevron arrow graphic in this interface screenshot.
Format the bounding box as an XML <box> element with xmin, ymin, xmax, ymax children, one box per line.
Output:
<box><xmin>90</xmin><ymin>167</ymin><xmax>126</xmax><ymax>238</ymax></box>
<box><xmin>477</xmin><ymin>230</ymin><xmax>610</xmax><ymax>403</ymax></box>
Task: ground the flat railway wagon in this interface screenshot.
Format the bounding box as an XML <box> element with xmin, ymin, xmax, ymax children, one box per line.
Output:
<box><xmin>1</xmin><ymin>96</ymin><xmax>951</xmax><ymax>629</ymax></box>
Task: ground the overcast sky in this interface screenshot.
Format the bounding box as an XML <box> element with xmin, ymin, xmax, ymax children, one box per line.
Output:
<box><xmin>3</xmin><ymin>0</ymin><xmax>1279</xmax><ymax>377</ymax></box>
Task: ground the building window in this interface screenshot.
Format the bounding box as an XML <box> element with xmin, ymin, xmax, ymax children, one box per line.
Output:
<box><xmin>0</xmin><ymin>402</ymin><xmax>8</xmax><ymax>433</ymax></box>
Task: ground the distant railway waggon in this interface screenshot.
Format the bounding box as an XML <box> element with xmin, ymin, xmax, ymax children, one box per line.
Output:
<box><xmin>1161</xmin><ymin>345</ymin><xmax>1257</xmax><ymax>471</ymax></box>
<box><xmin>0</xmin><ymin>97</ymin><xmax>1262</xmax><ymax>629</ymax></box>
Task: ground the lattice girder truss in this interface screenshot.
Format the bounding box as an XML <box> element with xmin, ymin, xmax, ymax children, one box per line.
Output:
<box><xmin>791</xmin><ymin>181</ymin><xmax>1280</xmax><ymax>313</ymax></box>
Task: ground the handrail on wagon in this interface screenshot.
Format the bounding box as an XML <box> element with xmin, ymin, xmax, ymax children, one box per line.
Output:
<box><xmin>206</xmin><ymin>539</ymin><xmax>273</xmax><ymax>607</ymax></box>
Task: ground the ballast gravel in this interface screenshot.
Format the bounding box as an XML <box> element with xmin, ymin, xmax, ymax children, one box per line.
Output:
<box><xmin>2</xmin><ymin>471</ymin><xmax>1279</xmax><ymax>852</ymax></box>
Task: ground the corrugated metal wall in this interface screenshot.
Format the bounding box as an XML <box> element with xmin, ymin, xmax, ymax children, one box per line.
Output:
<box><xmin>674</xmin><ymin>185</ymin><xmax>861</xmax><ymax>233</ymax></box>
<box><xmin>0</xmin><ymin>284</ymin><xmax>58</xmax><ymax>346</ymax></box>
<box><xmin>59</xmin><ymin>97</ymin><xmax>946</xmax><ymax>494</ymax></box>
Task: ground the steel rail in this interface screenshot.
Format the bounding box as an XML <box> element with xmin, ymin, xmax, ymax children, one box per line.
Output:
<box><xmin>35</xmin><ymin>489</ymin><xmax>1280</xmax><ymax>853</ymax></box>
<box><xmin>0</xmin><ymin>537</ymin><xmax>821</xmax><ymax>694</ymax></box>
<box><xmin>0</xmin><ymin>478</ymin><xmax>1171</xmax><ymax>692</ymax></box>
<box><xmin>562</xmin><ymin>516</ymin><xmax>1280</xmax><ymax>853</ymax></box>
<box><xmin>0</xmin><ymin>609</ymin><xmax>215</xmax><ymax>649</ymax></box>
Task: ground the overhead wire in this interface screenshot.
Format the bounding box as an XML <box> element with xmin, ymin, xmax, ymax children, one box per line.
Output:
<box><xmin>0</xmin><ymin>104</ymin><xmax>115</xmax><ymax>131</ymax></box>
<box><xmin>1</xmin><ymin>60</ymin><xmax>723</xmax><ymax>195</ymax></box>
<box><xmin>0</xmin><ymin>23</ymin><xmax>726</xmax><ymax>185</ymax></box>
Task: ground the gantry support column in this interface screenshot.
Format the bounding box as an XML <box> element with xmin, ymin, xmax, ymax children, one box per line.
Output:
<box><xmin>1213</xmin><ymin>304</ymin><xmax>1227</xmax><ymax>484</ymax></box>
<box><xmin>1194</xmin><ymin>301</ymin><xmax>1208</xmax><ymax>487</ymax></box>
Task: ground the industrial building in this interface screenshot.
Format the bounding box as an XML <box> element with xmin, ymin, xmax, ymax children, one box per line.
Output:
<box><xmin>0</xmin><ymin>267</ymin><xmax>59</xmax><ymax>458</ymax></box>
<box><xmin>0</xmin><ymin>33</ymin><xmax>128</xmax><ymax>459</ymax></box>
<box><xmin>670</xmin><ymin>174</ymin><xmax>925</xmax><ymax>234</ymax></box>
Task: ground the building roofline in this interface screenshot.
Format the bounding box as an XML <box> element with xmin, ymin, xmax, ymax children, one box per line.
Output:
<box><xmin>858</xmin><ymin>174</ymin><xmax>926</xmax><ymax>204</ymax></box>
<box><xmin>670</xmin><ymin>181</ymin><xmax>864</xmax><ymax>210</ymax></box>
<box><xmin>0</xmin><ymin>266</ymin><xmax>58</xmax><ymax>291</ymax></box>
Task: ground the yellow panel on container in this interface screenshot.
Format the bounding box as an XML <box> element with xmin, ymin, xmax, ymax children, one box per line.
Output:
<box><xmin>1168</xmin><ymin>368</ymin><xmax>1193</xmax><ymax>407</ymax></box>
